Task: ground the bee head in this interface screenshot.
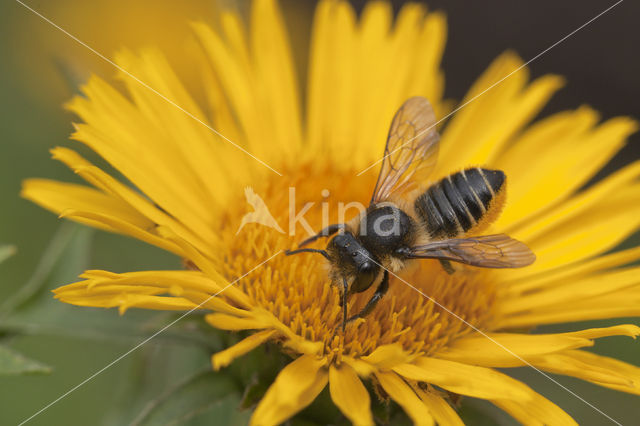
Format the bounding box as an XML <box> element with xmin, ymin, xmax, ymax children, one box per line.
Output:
<box><xmin>327</xmin><ymin>232</ymin><xmax>380</xmax><ymax>294</ymax></box>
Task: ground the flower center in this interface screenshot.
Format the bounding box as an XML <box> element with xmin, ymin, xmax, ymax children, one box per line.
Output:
<box><xmin>217</xmin><ymin>163</ymin><xmax>499</xmax><ymax>359</ymax></box>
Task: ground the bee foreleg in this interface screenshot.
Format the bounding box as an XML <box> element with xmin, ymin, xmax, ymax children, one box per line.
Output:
<box><xmin>299</xmin><ymin>223</ymin><xmax>344</xmax><ymax>247</ymax></box>
<box><xmin>345</xmin><ymin>270</ymin><xmax>389</xmax><ymax>325</ymax></box>
<box><xmin>439</xmin><ymin>259</ymin><xmax>455</xmax><ymax>274</ymax></box>
<box><xmin>341</xmin><ymin>277</ymin><xmax>348</xmax><ymax>331</ymax></box>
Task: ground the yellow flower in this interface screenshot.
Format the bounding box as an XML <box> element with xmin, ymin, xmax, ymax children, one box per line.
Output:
<box><xmin>22</xmin><ymin>0</ymin><xmax>640</xmax><ymax>425</ymax></box>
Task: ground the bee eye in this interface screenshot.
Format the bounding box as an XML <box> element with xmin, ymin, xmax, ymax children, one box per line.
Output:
<box><xmin>359</xmin><ymin>261</ymin><xmax>374</xmax><ymax>273</ymax></box>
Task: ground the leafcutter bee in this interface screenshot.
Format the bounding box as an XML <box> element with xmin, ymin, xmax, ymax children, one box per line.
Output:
<box><xmin>286</xmin><ymin>97</ymin><xmax>535</xmax><ymax>330</ymax></box>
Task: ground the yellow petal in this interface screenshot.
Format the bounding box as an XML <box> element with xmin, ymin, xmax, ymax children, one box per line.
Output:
<box><xmin>530</xmin><ymin>351</ymin><xmax>634</xmax><ymax>388</ymax></box>
<box><xmin>404</xmin><ymin>10</ymin><xmax>447</xmax><ymax>108</ymax></box>
<box><xmin>360</xmin><ymin>344</ymin><xmax>412</xmax><ymax>369</ymax></box>
<box><xmin>250</xmin><ymin>355</ymin><xmax>328</xmax><ymax>426</ymax></box>
<box><xmin>306</xmin><ymin>0</ymin><xmax>446</xmax><ymax>170</ymax></box>
<box><xmin>212</xmin><ymin>330</ymin><xmax>276</xmax><ymax>370</ymax></box>
<box><xmin>250</xmin><ymin>0</ymin><xmax>302</xmax><ymax>160</ymax></box>
<box><xmin>507</xmin><ymin>160</ymin><xmax>640</xmax><ymax>240</ymax></box>
<box><xmin>60</xmin><ymin>279</ymin><xmax>241</xmax><ymax>317</ymax></box>
<box><xmin>118</xmin><ymin>294</ymin><xmax>201</xmax><ymax>314</ymax></box>
<box><xmin>21</xmin><ymin>178</ymin><xmax>151</xmax><ymax>232</ymax></box>
<box><xmin>198</xmin><ymin>38</ymin><xmax>244</xmax><ymax>148</ymax></box>
<box><xmin>196</xmin><ymin>11</ymin><xmax>247</xmax><ymax>148</ymax></box>
<box><xmin>205</xmin><ymin>313</ymin><xmax>268</xmax><ymax>331</ymax></box>
<box><xmin>310</xmin><ymin>0</ymin><xmax>358</xmax><ymax>164</ymax></box>
<box><xmin>53</xmin><ymin>271</ymin><xmax>217</xmax><ymax>314</ymax></box>
<box><xmin>67</xmin><ymin>76</ymin><xmax>216</xmax><ymax>233</ymax></box>
<box><xmin>493</xmin><ymin>390</ymin><xmax>577</xmax><ymax>426</ymax></box>
<box><xmin>55</xmin><ymin>284</ymin><xmax>163</xmax><ymax>299</ymax></box>
<box><xmin>496</xmin><ymin>112</ymin><xmax>637</xmax><ymax>229</ymax></box>
<box><xmin>329</xmin><ymin>364</ymin><xmax>374</xmax><ymax>426</ymax></box>
<box><xmin>56</xmin><ymin>292</ymin><xmax>198</xmax><ymax>314</ymax></box>
<box><xmin>192</xmin><ymin>21</ymin><xmax>254</xmax><ymax>133</ymax></box>
<box><xmin>547</xmin><ymin>350</ymin><xmax>640</xmax><ymax>395</ymax></box>
<box><xmin>23</xmin><ymin>177</ymin><xmax>182</xmax><ymax>257</ymax></box>
<box><xmin>351</xmin><ymin>1</ymin><xmax>393</xmax><ymax>166</ymax></box>
<box><xmin>113</xmin><ymin>48</ymin><xmax>231</xmax><ymax>208</ymax></box>
<box><xmin>500</xmin><ymin>299</ymin><xmax>640</xmax><ymax>328</ymax></box>
<box><xmin>414</xmin><ymin>386</ymin><xmax>464</xmax><ymax>426</ymax></box>
<box><xmin>437</xmin><ymin>52</ymin><xmax>563</xmax><ymax>175</ymax></box>
<box><xmin>437</xmin><ymin>325</ymin><xmax>639</xmax><ymax>367</ymax></box>
<box><xmin>437</xmin><ymin>333</ymin><xmax>591</xmax><ymax>367</ymax></box>
<box><xmin>542</xmin><ymin>324</ymin><xmax>640</xmax><ymax>340</ymax></box>
<box><xmin>342</xmin><ymin>355</ymin><xmax>376</xmax><ymax>378</ymax></box>
<box><xmin>506</xmin><ymin>183</ymin><xmax>640</xmax><ymax>277</ymax></box>
<box><xmin>60</xmin><ymin>209</ymin><xmax>184</xmax><ymax>257</ymax></box>
<box><xmin>50</xmin><ymin>146</ymin><xmax>218</xmax><ymax>255</ymax></box>
<box><xmin>68</xmin><ymin>269</ymin><xmax>251</xmax><ymax>312</ymax></box>
<box><xmin>305</xmin><ymin>0</ymin><xmax>333</xmax><ymax>155</ymax></box>
<box><xmin>191</xmin><ymin>22</ymin><xmax>272</xmax><ymax>168</ymax></box>
<box><xmin>505</xmin><ymin>244</ymin><xmax>640</xmax><ymax>295</ymax></box>
<box><xmin>173</xmin><ymin>289</ymin><xmax>251</xmax><ymax>316</ymax></box>
<box><xmin>500</xmin><ymin>267</ymin><xmax>640</xmax><ymax>315</ymax></box>
<box><xmin>474</xmin><ymin>74</ymin><xmax>566</xmax><ymax>167</ymax></box>
<box><xmin>393</xmin><ymin>357</ymin><xmax>531</xmax><ymax>401</ymax></box>
<box><xmin>220</xmin><ymin>11</ymin><xmax>250</xmax><ymax>69</ymax></box>
<box><xmin>376</xmin><ymin>371</ymin><xmax>434</xmax><ymax>426</ymax></box>
<box><xmin>352</xmin><ymin>2</ymin><xmax>447</xmax><ymax>170</ymax></box>
<box><xmin>153</xmin><ymin>226</ymin><xmax>253</xmax><ymax>309</ymax></box>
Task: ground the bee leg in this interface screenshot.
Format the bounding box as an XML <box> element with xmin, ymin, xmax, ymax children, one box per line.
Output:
<box><xmin>439</xmin><ymin>259</ymin><xmax>455</xmax><ymax>275</ymax></box>
<box><xmin>345</xmin><ymin>271</ymin><xmax>389</xmax><ymax>325</ymax></box>
<box><xmin>285</xmin><ymin>248</ymin><xmax>331</xmax><ymax>260</ymax></box>
<box><xmin>298</xmin><ymin>223</ymin><xmax>344</xmax><ymax>247</ymax></box>
<box><xmin>341</xmin><ymin>277</ymin><xmax>348</xmax><ymax>331</ymax></box>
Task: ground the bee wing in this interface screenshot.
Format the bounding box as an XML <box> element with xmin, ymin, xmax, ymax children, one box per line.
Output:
<box><xmin>407</xmin><ymin>234</ymin><xmax>536</xmax><ymax>268</ymax></box>
<box><xmin>370</xmin><ymin>97</ymin><xmax>440</xmax><ymax>205</ymax></box>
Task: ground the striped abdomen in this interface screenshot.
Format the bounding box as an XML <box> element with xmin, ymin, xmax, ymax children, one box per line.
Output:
<box><xmin>414</xmin><ymin>168</ymin><xmax>505</xmax><ymax>239</ymax></box>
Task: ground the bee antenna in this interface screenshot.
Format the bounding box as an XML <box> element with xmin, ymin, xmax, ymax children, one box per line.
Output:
<box><xmin>285</xmin><ymin>248</ymin><xmax>331</xmax><ymax>261</ymax></box>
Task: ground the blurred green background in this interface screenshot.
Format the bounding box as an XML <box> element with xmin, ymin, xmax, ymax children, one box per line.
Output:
<box><xmin>1</xmin><ymin>0</ymin><xmax>639</xmax><ymax>425</ymax></box>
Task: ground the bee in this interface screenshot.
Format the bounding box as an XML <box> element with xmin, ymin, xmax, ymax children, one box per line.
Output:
<box><xmin>286</xmin><ymin>97</ymin><xmax>535</xmax><ymax>330</ymax></box>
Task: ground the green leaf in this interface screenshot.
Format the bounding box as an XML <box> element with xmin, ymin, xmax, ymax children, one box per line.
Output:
<box><xmin>166</xmin><ymin>394</ymin><xmax>250</xmax><ymax>426</ymax></box>
<box><xmin>0</xmin><ymin>244</ymin><xmax>16</xmax><ymax>264</ymax></box>
<box><xmin>240</xmin><ymin>374</ymin><xmax>270</xmax><ymax>410</ymax></box>
<box><xmin>0</xmin><ymin>223</ymin><xmax>225</xmax><ymax>349</ymax></box>
<box><xmin>0</xmin><ymin>222</ymin><xmax>84</xmax><ymax>318</ymax></box>
<box><xmin>0</xmin><ymin>344</ymin><xmax>51</xmax><ymax>375</ymax></box>
<box><xmin>130</xmin><ymin>366</ymin><xmax>247</xmax><ymax>426</ymax></box>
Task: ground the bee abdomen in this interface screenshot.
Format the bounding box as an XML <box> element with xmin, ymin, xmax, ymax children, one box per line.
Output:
<box><xmin>414</xmin><ymin>168</ymin><xmax>505</xmax><ymax>239</ymax></box>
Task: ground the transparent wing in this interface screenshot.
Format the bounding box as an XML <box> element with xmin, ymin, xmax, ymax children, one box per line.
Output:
<box><xmin>407</xmin><ymin>234</ymin><xmax>536</xmax><ymax>268</ymax></box>
<box><xmin>370</xmin><ymin>97</ymin><xmax>440</xmax><ymax>205</ymax></box>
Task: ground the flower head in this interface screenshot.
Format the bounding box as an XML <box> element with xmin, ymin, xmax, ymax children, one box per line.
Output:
<box><xmin>23</xmin><ymin>0</ymin><xmax>640</xmax><ymax>424</ymax></box>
